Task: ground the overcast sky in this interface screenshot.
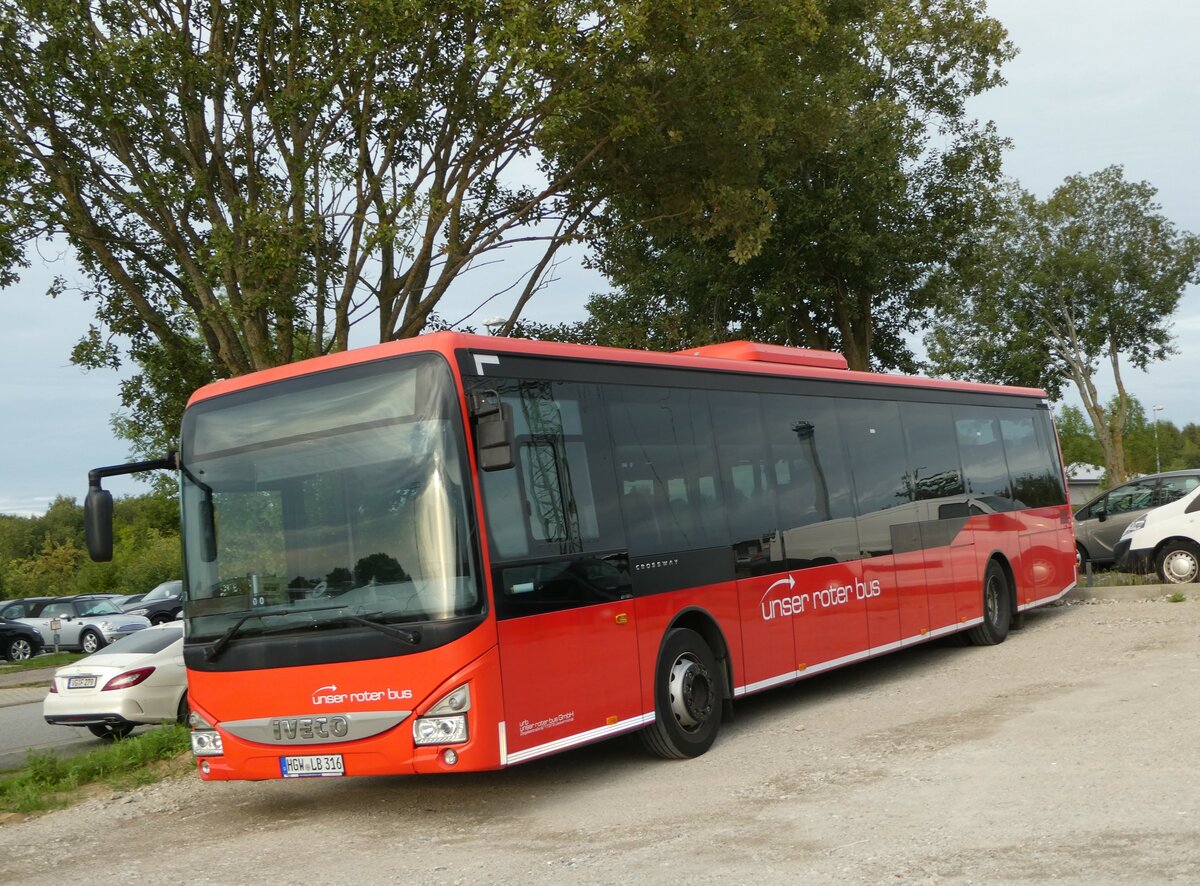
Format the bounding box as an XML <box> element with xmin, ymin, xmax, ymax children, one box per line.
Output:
<box><xmin>2</xmin><ymin>0</ymin><xmax>1198</xmax><ymax>516</ymax></box>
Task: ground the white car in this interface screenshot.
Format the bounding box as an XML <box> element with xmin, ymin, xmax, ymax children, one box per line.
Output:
<box><xmin>43</xmin><ymin>624</ymin><xmax>188</xmax><ymax>741</ymax></box>
<box><xmin>1115</xmin><ymin>486</ymin><xmax>1200</xmax><ymax>584</ymax></box>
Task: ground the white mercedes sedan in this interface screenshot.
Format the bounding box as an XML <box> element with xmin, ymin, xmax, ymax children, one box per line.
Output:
<box><xmin>43</xmin><ymin>623</ymin><xmax>188</xmax><ymax>741</ymax></box>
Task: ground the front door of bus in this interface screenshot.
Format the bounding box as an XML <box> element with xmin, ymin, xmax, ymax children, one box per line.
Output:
<box><xmin>493</xmin><ymin>555</ymin><xmax>642</xmax><ymax>762</ymax></box>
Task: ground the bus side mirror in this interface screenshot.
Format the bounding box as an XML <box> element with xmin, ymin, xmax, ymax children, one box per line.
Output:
<box><xmin>85</xmin><ymin>487</ymin><xmax>114</xmax><ymax>562</ymax></box>
<box><xmin>471</xmin><ymin>390</ymin><xmax>514</xmax><ymax>471</ymax></box>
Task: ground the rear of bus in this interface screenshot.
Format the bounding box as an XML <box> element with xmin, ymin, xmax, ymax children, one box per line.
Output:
<box><xmin>181</xmin><ymin>343</ymin><xmax>501</xmax><ymax>779</ymax></box>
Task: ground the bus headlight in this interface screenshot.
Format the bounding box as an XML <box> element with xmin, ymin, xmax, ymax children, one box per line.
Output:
<box><xmin>189</xmin><ymin>711</ymin><xmax>224</xmax><ymax>757</ymax></box>
<box><xmin>413</xmin><ymin>684</ymin><xmax>470</xmax><ymax>745</ymax></box>
<box><xmin>413</xmin><ymin>715</ymin><xmax>468</xmax><ymax>745</ymax></box>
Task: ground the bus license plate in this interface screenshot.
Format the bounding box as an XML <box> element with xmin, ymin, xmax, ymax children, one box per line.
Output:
<box><xmin>280</xmin><ymin>754</ymin><xmax>345</xmax><ymax>778</ymax></box>
<box><xmin>67</xmin><ymin>676</ymin><xmax>97</xmax><ymax>689</ymax></box>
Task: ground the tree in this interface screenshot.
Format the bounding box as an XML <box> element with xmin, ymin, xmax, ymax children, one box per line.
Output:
<box><xmin>577</xmin><ymin>0</ymin><xmax>1014</xmax><ymax>370</ymax></box>
<box><xmin>0</xmin><ymin>0</ymin><xmax>826</xmax><ymax>450</ymax></box>
<box><xmin>1056</xmin><ymin>405</ymin><xmax>1104</xmax><ymax>470</ymax></box>
<box><xmin>926</xmin><ymin>167</ymin><xmax>1200</xmax><ymax>483</ymax></box>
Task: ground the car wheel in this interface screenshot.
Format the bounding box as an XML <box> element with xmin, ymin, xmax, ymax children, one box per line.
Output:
<box><xmin>87</xmin><ymin>722</ymin><xmax>135</xmax><ymax>741</ymax></box>
<box><xmin>79</xmin><ymin>629</ymin><xmax>104</xmax><ymax>655</ymax></box>
<box><xmin>1076</xmin><ymin>544</ymin><xmax>1088</xmax><ymax>571</ymax></box>
<box><xmin>4</xmin><ymin>637</ymin><xmax>33</xmax><ymax>662</ymax></box>
<box><xmin>1155</xmin><ymin>541</ymin><xmax>1200</xmax><ymax>584</ymax></box>
<box><xmin>150</xmin><ymin>614</ymin><xmax>172</xmax><ymax>625</ymax></box>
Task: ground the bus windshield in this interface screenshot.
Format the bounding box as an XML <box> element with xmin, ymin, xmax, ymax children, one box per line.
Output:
<box><xmin>179</xmin><ymin>353</ymin><xmax>481</xmax><ymax>644</ymax></box>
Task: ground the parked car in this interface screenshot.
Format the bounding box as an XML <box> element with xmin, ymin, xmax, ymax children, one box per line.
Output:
<box><xmin>0</xmin><ymin>597</ymin><xmax>56</xmax><ymax>620</ymax></box>
<box><xmin>121</xmin><ymin>579</ymin><xmax>182</xmax><ymax>624</ymax></box>
<box><xmin>1115</xmin><ymin>486</ymin><xmax>1200</xmax><ymax>584</ymax></box>
<box><xmin>43</xmin><ymin>623</ymin><xmax>187</xmax><ymax>740</ymax></box>
<box><xmin>16</xmin><ymin>596</ymin><xmax>151</xmax><ymax>654</ymax></box>
<box><xmin>0</xmin><ymin>616</ymin><xmax>44</xmax><ymax>661</ymax></box>
<box><xmin>1073</xmin><ymin>470</ymin><xmax>1200</xmax><ymax>568</ymax></box>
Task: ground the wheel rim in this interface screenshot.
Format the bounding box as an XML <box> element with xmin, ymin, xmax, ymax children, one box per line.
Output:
<box><xmin>10</xmin><ymin>639</ymin><xmax>30</xmax><ymax>660</ymax></box>
<box><xmin>984</xmin><ymin>573</ymin><xmax>1002</xmax><ymax>627</ymax></box>
<box><xmin>1162</xmin><ymin>550</ymin><xmax>1198</xmax><ymax>583</ymax></box>
<box><xmin>667</xmin><ymin>653</ymin><xmax>713</xmax><ymax>734</ymax></box>
<box><xmin>82</xmin><ymin>633</ymin><xmax>98</xmax><ymax>654</ymax></box>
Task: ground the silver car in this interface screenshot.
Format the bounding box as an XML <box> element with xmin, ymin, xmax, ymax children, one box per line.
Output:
<box><xmin>19</xmin><ymin>596</ymin><xmax>151</xmax><ymax>654</ymax></box>
<box><xmin>1074</xmin><ymin>470</ymin><xmax>1200</xmax><ymax>568</ymax></box>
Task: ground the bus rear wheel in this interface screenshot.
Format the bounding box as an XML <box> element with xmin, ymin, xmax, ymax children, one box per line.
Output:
<box><xmin>967</xmin><ymin>561</ymin><xmax>1011</xmax><ymax>646</ymax></box>
<box><xmin>640</xmin><ymin>628</ymin><xmax>723</xmax><ymax>759</ymax></box>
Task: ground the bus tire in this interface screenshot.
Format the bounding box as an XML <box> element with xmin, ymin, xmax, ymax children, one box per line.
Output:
<box><xmin>967</xmin><ymin>561</ymin><xmax>1011</xmax><ymax>646</ymax></box>
<box><xmin>639</xmin><ymin>628</ymin><xmax>723</xmax><ymax>760</ymax></box>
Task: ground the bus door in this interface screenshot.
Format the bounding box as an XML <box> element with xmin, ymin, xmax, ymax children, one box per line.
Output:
<box><xmin>470</xmin><ymin>376</ymin><xmax>642</xmax><ymax>758</ymax></box>
<box><xmin>493</xmin><ymin>555</ymin><xmax>642</xmax><ymax>758</ymax></box>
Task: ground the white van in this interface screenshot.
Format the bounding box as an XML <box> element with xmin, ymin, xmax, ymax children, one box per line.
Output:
<box><xmin>1115</xmin><ymin>486</ymin><xmax>1200</xmax><ymax>583</ymax></box>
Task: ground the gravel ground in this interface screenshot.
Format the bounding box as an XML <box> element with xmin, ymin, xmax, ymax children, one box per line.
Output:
<box><xmin>0</xmin><ymin>595</ymin><xmax>1198</xmax><ymax>885</ymax></box>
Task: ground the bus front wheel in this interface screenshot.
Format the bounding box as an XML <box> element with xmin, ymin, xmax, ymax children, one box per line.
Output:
<box><xmin>967</xmin><ymin>561</ymin><xmax>1011</xmax><ymax>646</ymax></box>
<box><xmin>640</xmin><ymin>628</ymin><xmax>723</xmax><ymax>760</ymax></box>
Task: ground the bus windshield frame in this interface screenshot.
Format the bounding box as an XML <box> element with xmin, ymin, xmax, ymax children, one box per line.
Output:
<box><xmin>178</xmin><ymin>352</ymin><xmax>483</xmax><ymax>652</ymax></box>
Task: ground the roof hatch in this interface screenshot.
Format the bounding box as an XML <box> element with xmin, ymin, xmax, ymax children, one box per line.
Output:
<box><xmin>677</xmin><ymin>341</ymin><xmax>848</xmax><ymax>371</ymax></box>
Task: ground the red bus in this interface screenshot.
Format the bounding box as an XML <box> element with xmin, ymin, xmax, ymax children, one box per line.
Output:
<box><xmin>85</xmin><ymin>333</ymin><xmax>1076</xmax><ymax>779</ymax></box>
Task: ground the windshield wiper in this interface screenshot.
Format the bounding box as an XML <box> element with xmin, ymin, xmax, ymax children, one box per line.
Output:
<box><xmin>204</xmin><ymin>604</ymin><xmax>419</xmax><ymax>660</ymax></box>
<box><xmin>332</xmin><ymin>614</ymin><xmax>421</xmax><ymax>646</ymax></box>
<box><xmin>206</xmin><ymin>611</ymin><xmax>278</xmax><ymax>662</ymax></box>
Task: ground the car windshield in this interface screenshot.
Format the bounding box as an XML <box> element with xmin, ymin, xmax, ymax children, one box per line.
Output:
<box><xmin>77</xmin><ymin>600</ymin><xmax>123</xmax><ymax>616</ymax></box>
<box><xmin>141</xmin><ymin>581</ymin><xmax>181</xmax><ymax>603</ymax></box>
<box><xmin>179</xmin><ymin>352</ymin><xmax>482</xmax><ymax>644</ymax></box>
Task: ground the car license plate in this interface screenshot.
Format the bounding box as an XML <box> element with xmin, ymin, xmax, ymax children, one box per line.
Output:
<box><xmin>280</xmin><ymin>754</ymin><xmax>344</xmax><ymax>778</ymax></box>
<box><xmin>67</xmin><ymin>676</ymin><xmax>97</xmax><ymax>689</ymax></box>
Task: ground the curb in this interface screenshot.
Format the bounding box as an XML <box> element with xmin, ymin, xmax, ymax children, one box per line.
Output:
<box><xmin>1065</xmin><ymin>583</ymin><xmax>1199</xmax><ymax>603</ymax></box>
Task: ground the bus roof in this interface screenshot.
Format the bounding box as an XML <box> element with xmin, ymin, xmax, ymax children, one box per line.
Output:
<box><xmin>186</xmin><ymin>331</ymin><xmax>1049</xmax><ymax>406</ymax></box>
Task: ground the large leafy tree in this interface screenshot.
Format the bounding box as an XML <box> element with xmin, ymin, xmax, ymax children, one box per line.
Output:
<box><xmin>0</xmin><ymin>0</ymin><xmax>823</xmax><ymax>450</ymax></box>
<box><xmin>926</xmin><ymin>166</ymin><xmax>1200</xmax><ymax>483</ymax></box>
<box><xmin>576</xmin><ymin>0</ymin><xmax>1014</xmax><ymax>370</ymax></box>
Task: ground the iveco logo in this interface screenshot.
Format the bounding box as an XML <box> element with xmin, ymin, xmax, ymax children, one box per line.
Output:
<box><xmin>271</xmin><ymin>716</ymin><xmax>350</xmax><ymax>742</ymax></box>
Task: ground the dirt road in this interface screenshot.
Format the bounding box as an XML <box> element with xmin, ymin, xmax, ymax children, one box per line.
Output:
<box><xmin>1</xmin><ymin>595</ymin><xmax>1198</xmax><ymax>885</ymax></box>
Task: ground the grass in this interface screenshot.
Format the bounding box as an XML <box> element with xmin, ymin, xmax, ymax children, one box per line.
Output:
<box><xmin>0</xmin><ymin>724</ymin><xmax>192</xmax><ymax>815</ymax></box>
<box><xmin>0</xmin><ymin>652</ymin><xmax>85</xmax><ymax>675</ymax></box>
<box><xmin>1168</xmin><ymin>592</ymin><xmax>1188</xmax><ymax>603</ymax></box>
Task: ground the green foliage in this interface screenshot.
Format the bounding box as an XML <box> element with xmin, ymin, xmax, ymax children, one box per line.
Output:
<box><xmin>0</xmin><ymin>493</ymin><xmax>179</xmax><ymax>599</ymax></box>
<box><xmin>1</xmin><ymin>0</ymin><xmax>841</xmax><ymax>452</ymax></box>
<box><xmin>1056</xmin><ymin>396</ymin><xmax>1200</xmax><ymax>486</ymax></box>
<box><xmin>0</xmin><ymin>725</ymin><xmax>190</xmax><ymax>813</ymax></box>
<box><xmin>1057</xmin><ymin>405</ymin><xmax>1105</xmax><ymax>469</ymax></box>
<box><xmin>926</xmin><ymin>167</ymin><xmax>1200</xmax><ymax>482</ymax></box>
<box><xmin>579</xmin><ymin>0</ymin><xmax>1014</xmax><ymax>370</ymax></box>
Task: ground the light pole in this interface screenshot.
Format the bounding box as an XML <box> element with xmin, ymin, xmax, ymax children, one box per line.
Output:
<box><xmin>1153</xmin><ymin>405</ymin><xmax>1164</xmax><ymax>473</ymax></box>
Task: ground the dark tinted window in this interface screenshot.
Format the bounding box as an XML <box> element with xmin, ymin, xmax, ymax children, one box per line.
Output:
<box><xmin>955</xmin><ymin>407</ymin><xmax>1012</xmax><ymax>500</ymax></box>
<box><xmin>839</xmin><ymin>400</ymin><xmax>911</xmax><ymax>515</ymax></box>
<box><xmin>901</xmin><ymin>403</ymin><xmax>965</xmax><ymax>501</ymax></box>
<box><xmin>761</xmin><ymin>393</ymin><xmax>858</xmax><ymax>565</ymax></box>
<box><xmin>709</xmin><ymin>392</ymin><xmax>777</xmax><ymax>549</ymax></box>
<box><xmin>998</xmin><ymin>408</ymin><xmax>1064</xmax><ymax>507</ymax></box>
<box><xmin>607</xmin><ymin>387</ymin><xmax>725</xmax><ymax>555</ymax></box>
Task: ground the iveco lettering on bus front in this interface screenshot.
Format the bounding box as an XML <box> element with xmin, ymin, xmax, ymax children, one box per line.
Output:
<box><xmin>80</xmin><ymin>332</ymin><xmax>1076</xmax><ymax>782</ymax></box>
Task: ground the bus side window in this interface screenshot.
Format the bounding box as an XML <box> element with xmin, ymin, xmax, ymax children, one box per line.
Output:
<box><xmin>476</xmin><ymin>379</ymin><xmax>623</xmax><ymax>561</ymax></box>
<box><xmin>955</xmin><ymin>408</ymin><xmax>1013</xmax><ymax>502</ymax></box>
<box><xmin>606</xmin><ymin>386</ymin><xmax>726</xmax><ymax>556</ymax></box>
